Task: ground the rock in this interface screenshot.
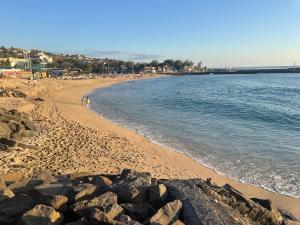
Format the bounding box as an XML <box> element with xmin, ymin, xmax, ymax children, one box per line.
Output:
<box><xmin>0</xmin><ymin>176</ymin><xmax>7</xmax><ymax>190</ymax></box>
<box><xmin>21</xmin><ymin>204</ymin><xmax>63</xmax><ymax>225</ymax></box>
<box><xmin>21</xmin><ymin>119</ymin><xmax>36</xmax><ymax>131</ymax></box>
<box><xmin>91</xmin><ymin>175</ymin><xmax>113</xmax><ymax>189</ymax></box>
<box><xmin>149</xmin><ymin>184</ymin><xmax>168</xmax><ymax>208</ymax></box>
<box><xmin>120</xmin><ymin>203</ymin><xmax>155</xmax><ymax>222</ymax></box>
<box><xmin>149</xmin><ymin>200</ymin><xmax>182</xmax><ymax>225</ymax></box>
<box><xmin>105</xmin><ymin>203</ymin><xmax>124</xmax><ymax>219</ymax></box>
<box><xmin>110</xmin><ymin>169</ymin><xmax>151</xmax><ymax>204</ymax></box>
<box><xmin>73</xmin><ymin>183</ymin><xmax>99</xmax><ymax>202</ymax></box>
<box><xmin>251</xmin><ymin>198</ymin><xmax>283</xmax><ymax>222</ymax></box>
<box><xmin>8</xmin><ymin>178</ymin><xmax>43</xmax><ymax>194</ymax></box>
<box><xmin>0</xmin><ymin>189</ymin><xmax>15</xmax><ymax>204</ymax></box>
<box><xmin>90</xmin><ymin>208</ymin><xmax>125</xmax><ymax>225</ymax></box>
<box><xmin>161</xmin><ymin>179</ymin><xmax>251</xmax><ymax>225</ymax></box>
<box><xmin>65</xmin><ymin>217</ymin><xmax>91</xmax><ymax>225</ymax></box>
<box><xmin>68</xmin><ymin>172</ymin><xmax>92</xmax><ymax>184</ymax></box>
<box><xmin>35</xmin><ymin>179</ymin><xmax>74</xmax><ymax>197</ymax></box>
<box><xmin>278</xmin><ymin>208</ymin><xmax>297</xmax><ymax>222</ymax></box>
<box><xmin>0</xmin><ymin>193</ymin><xmax>35</xmax><ymax>225</ymax></box>
<box><xmin>0</xmin><ymin>122</ymin><xmax>12</xmax><ymax>139</ymax></box>
<box><xmin>172</xmin><ymin>220</ymin><xmax>185</xmax><ymax>225</ymax></box>
<box><xmin>33</xmin><ymin>191</ymin><xmax>68</xmax><ymax>212</ymax></box>
<box><xmin>115</xmin><ymin>214</ymin><xmax>142</xmax><ymax>225</ymax></box>
<box><xmin>72</xmin><ymin>191</ymin><xmax>118</xmax><ymax>217</ymax></box>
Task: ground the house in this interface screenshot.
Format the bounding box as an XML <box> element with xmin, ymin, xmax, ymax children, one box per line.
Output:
<box><xmin>38</xmin><ymin>52</ymin><xmax>53</xmax><ymax>65</ymax></box>
<box><xmin>144</xmin><ymin>66</ymin><xmax>157</xmax><ymax>73</ymax></box>
<box><xmin>0</xmin><ymin>57</ymin><xmax>30</xmax><ymax>67</ymax></box>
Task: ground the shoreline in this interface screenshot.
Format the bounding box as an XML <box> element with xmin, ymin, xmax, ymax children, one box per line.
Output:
<box><xmin>77</xmin><ymin>77</ymin><xmax>300</xmax><ymax>219</ymax></box>
<box><xmin>1</xmin><ymin>76</ymin><xmax>299</xmax><ymax>220</ymax></box>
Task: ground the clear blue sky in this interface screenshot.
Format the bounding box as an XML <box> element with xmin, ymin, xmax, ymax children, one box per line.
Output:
<box><xmin>1</xmin><ymin>0</ymin><xmax>299</xmax><ymax>67</ymax></box>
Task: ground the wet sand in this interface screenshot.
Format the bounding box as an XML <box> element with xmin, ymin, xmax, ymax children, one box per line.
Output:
<box><xmin>0</xmin><ymin>76</ymin><xmax>299</xmax><ymax>219</ymax></box>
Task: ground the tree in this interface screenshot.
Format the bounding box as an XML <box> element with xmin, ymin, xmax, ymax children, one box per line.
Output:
<box><xmin>174</xmin><ymin>60</ymin><xmax>184</xmax><ymax>71</ymax></box>
<box><xmin>150</xmin><ymin>60</ymin><xmax>159</xmax><ymax>67</ymax></box>
<box><xmin>163</xmin><ymin>59</ymin><xmax>174</xmax><ymax>66</ymax></box>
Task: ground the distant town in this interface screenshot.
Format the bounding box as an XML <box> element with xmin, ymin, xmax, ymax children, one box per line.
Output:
<box><xmin>0</xmin><ymin>46</ymin><xmax>299</xmax><ymax>79</ymax></box>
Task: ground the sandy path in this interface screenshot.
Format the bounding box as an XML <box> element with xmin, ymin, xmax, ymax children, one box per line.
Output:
<box><xmin>0</xmin><ymin>76</ymin><xmax>299</xmax><ymax>219</ymax></box>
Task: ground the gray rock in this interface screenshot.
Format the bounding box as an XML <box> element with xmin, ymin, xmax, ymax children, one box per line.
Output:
<box><xmin>33</xmin><ymin>190</ymin><xmax>68</xmax><ymax>212</ymax></box>
<box><xmin>149</xmin><ymin>200</ymin><xmax>182</xmax><ymax>225</ymax></box>
<box><xmin>111</xmin><ymin>169</ymin><xmax>151</xmax><ymax>204</ymax></box>
<box><xmin>149</xmin><ymin>184</ymin><xmax>168</xmax><ymax>208</ymax></box>
<box><xmin>21</xmin><ymin>204</ymin><xmax>63</xmax><ymax>225</ymax></box>
<box><xmin>120</xmin><ymin>203</ymin><xmax>155</xmax><ymax>222</ymax></box>
<box><xmin>73</xmin><ymin>183</ymin><xmax>99</xmax><ymax>202</ymax></box>
<box><xmin>0</xmin><ymin>193</ymin><xmax>35</xmax><ymax>225</ymax></box>
<box><xmin>72</xmin><ymin>191</ymin><xmax>118</xmax><ymax>217</ymax></box>
<box><xmin>161</xmin><ymin>179</ymin><xmax>248</xmax><ymax>225</ymax></box>
<box><xmin>91</xmin><ymin>175</ymin><xmax>113</xmax><ymax>189</ymax></box>
<box><xmin>90</xmin><ymin>208</ymin><xmax>125</xmax><ymax>225</ymax></box>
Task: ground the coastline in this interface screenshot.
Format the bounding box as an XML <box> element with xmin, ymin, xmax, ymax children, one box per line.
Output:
<box><xmin>0</xmin><ymin>76</ymin><xmax>299</xmax><ymax>220</ymax></box>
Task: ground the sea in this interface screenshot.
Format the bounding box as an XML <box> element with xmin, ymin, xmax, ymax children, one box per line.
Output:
<box><xmin>89</xmin><ymin>73</ymin><xmax>300</xmax><ymax>198</ymax></box>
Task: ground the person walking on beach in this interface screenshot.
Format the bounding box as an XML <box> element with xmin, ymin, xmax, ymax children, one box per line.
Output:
<box><xmin>81</xmin><ymin>96</ymin><xmax>86</xmax><ymax>105</ymax></box>
<box><xmin>86</xmin><ymin>96</ymin><xmax>90</xmax><ymax>105</ymax></box>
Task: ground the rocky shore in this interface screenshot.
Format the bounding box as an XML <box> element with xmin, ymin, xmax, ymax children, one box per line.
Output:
<box><xmin>0</xmin><ymin>108</ymin><xmax>36</xmax><ymax>151</ymax></box>
<box><xmin>0</xmin><ymin>168</ymin><xmax>297</xmax><ymax>225</ymax></box>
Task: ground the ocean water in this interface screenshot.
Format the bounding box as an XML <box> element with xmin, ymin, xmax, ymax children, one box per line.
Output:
<box><xmin>90</xmin><ymin>73</ymin><xmax>300</xmax><ymax>197</ymax></box>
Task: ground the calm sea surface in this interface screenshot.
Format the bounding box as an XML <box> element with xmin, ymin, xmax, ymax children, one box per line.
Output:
<box><xmin>90</xmin><ymin>73</ymin><xmax>300</xmax><ymax>197</ymax></box>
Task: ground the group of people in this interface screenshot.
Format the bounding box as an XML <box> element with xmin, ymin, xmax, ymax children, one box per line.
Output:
<box><xmin>81</xmin><ymin>96</ymin><xmax>90</xmax><ymax>105</ymax></box>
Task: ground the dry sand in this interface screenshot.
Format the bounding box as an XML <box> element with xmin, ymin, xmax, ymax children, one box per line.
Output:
<box><xmin>0</xmin><ymin>76</ymin><xmax>299</xmax><ymax>219</ymax></box>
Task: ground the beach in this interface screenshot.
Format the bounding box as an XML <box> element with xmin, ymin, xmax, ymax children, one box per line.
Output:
<box><xmin>0</xmin><ymin>76</ymin><xmax>299</xmax><ymax>220</ymax></box>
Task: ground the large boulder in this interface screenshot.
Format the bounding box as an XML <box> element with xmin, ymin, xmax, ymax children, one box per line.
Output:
<box><xmin>110</xmin><ymin>169</ymin><xmax>152</xmax><ymax>204</ymax></box>
<box><xmin>0</xmin><ymin>193</ymin><xmax>35</xmax><ymax>225</ymax></box>
<box><xmin>149</xmin><ymin>200</ymin><xmax>183</xmax><ymax>225</ymax></box>
<box><xmin>71</xmin><ymin>191</ymin><xmax>118</xmax><ymax>217</ymax></box>
<box><xmin>161</xmin><ymin>179</ymin><xmax>251</xmax><ymax>225</ymax></box>
<box><xmin>20</xmin><ymin>204</ymin><xmax>63</xmax><ymax>225</ymax></box>
<box><xmin>90</xmin><ymin>208</ymin><xmax>125</xmax><ymax>225</ymax></box>
<box><xmin>120</xmin><ymin>203</ymin><xmax>155</xmax><ymax>222</ymax></box>
<box><xmin>73</xmin><ymin>183</ymin><xmax>99</xmax><ymax>202</ymax></box>
<box><xmin>33</xmin><ymin>191</ymin><xmax>68</xmax><ymax>212</ymax></box>
<box><xmin>91</xmin><ymin>175</ymin><xmax>113</xmax><ymax>189</ymax></box>
<box><xmin>149</xmin><ymin>184</ymin><xmax>168</xmax><ymax>208</ymax></box>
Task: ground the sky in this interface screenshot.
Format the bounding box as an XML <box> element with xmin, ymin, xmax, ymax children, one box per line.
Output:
<box><xmin>0</xmin><ymin>0</ymin><xmax>300</xmax><ymax>67</ymax></box>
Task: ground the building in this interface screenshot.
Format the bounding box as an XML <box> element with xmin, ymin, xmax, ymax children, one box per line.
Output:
<box><xmin>0</xmin><ymin>57</ymin><xmax>30</xmax><ymax>67</ymax></box>
<box><xmin>37</xmin><ymin>52</ymin><xmax>53</xmax><ymax>65</ymax></box>
<box><xmin>144</xmin><ymin>66</ymin><xmax>157</xmax><ymax>73</ymax></box>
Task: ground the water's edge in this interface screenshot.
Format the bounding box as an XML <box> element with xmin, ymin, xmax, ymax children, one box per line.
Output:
<box><xmin>86</xmin><ymin>77</ymin><xmax>297</xmax><ymax>199</ymax></box>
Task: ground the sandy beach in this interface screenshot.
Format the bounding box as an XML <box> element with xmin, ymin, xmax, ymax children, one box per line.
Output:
<box><xmin>0</xmin><ymin>76</ymin><xmax>299</xmax><ymax>220</ymax></box>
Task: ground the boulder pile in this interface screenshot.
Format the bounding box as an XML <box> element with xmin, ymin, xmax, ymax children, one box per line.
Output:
<box><xmin>0</xmin><ymin>87</ymin><xmax>27</xmax><ymax>98</ymax></box>
<box><xmin>0</xmin><ymin>169</ymin><xmax>297</xmax><ymax>225</ymax></box>
<box><xmin>0</xmin><ymin>108</ymin><xmax>36</xmax><ymax>150</ymax></box>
